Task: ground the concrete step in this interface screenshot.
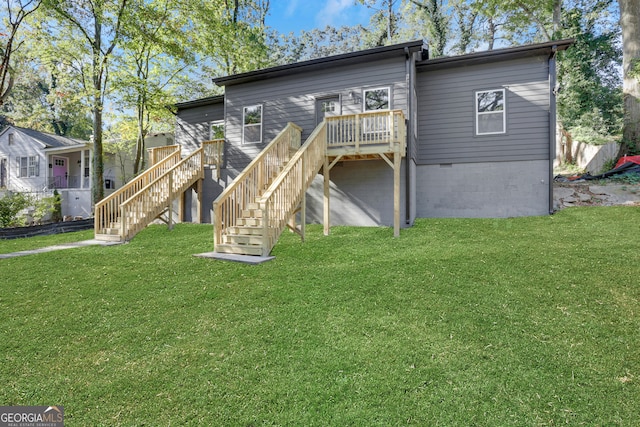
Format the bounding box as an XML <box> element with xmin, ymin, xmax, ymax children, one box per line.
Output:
<box><xmin>215</xmin><ymin>243</ymin><xmax>264</xmax><ymax>256</ymax></box>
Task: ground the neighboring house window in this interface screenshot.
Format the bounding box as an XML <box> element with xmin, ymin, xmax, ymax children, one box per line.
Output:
<box><xmin>8</xmin><ymin>133</ymin><xmax>14</xmax><ymax>145</ymax></box>
<box><xmin>476</xmin><ymin>89</ymin><xmax>506</xmax><ymax>135</ymax></box>
<box><xmin>16</xmin><ymin>156</ymin><xmax>39</xmax><ymax>177</ymax></box>
<box><xmin>210</xmin><ymin>121</ymin><xmax>225</xmax><ymax>140</ymax></box>
<box><xmin>243</xmin><ymin>105</ymin><xmax>262</xmax><ymax>144</ymax></box>
<box><xmin>363</xmin><ymin>87</ymin><xmax>390</xmax><ymax>111</ymax></box>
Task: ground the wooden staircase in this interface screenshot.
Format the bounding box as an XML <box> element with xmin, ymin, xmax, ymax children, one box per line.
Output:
<box><xmin>213</xmin><ymin>122</ymin><xmax>326</xmax><ymax>257</ymax></box>
<box><xmin>95</xmin><ymin>140</ymin><xmax>223</xmax><ymax>242</ymax></box>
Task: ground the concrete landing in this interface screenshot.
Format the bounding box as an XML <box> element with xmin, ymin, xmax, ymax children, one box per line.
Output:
<box><xmin>0</xmin><ymin>239</ymin><xmax>123</xmax><ymax>260</ymax></box>
<box><xmin>193</xmin><ymin>252</ymin><xmax>275</xmax><ymax>264</ymax></box>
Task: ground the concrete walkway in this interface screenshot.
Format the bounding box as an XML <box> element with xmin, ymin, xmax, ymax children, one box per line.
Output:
<box><xmin>0</xmin><ymin>239</ymin><xmax>122</xmax><ymax>260</ymax></box>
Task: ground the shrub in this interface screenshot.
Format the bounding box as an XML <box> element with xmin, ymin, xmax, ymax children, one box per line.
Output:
<box><xmin>0</xmin><ymin>192</ymin><xmax>31</xmax><ymax>228</ymax></box>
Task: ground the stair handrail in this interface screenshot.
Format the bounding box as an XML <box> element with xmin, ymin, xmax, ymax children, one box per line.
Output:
<box><xmin>118</xmin><ymin>147</ymin><xmax>204</xmax><ymax>240</ymax></box>
<box><xmin>95</xmin><ymin>146</ymin><xmax>182</xmax><ymax>235</ymax></box>
<box><xmin>148</xmin><ymin>145</ymin><xmax>180</xmax><ymax>166</ymax></box>
<box><xmin>213</xmin><ymin>122</ymin><xmax>302</xmax><ymax>248</ymax></box>
<box><xmin>256</xmin><ymin>122</ymin><xmax>327</xmax><ymax>256</ymax></box>
<box><xmin>202</xmin><ymin>139</ymin><xmax>225</xmax><ymax>179</ymax></box>
<box><xmin>325</xmin><ymin>109</ymin><xmax>405</xmax><ymax>153</ymax></box>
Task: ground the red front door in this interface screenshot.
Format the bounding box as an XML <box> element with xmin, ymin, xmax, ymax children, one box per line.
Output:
<box><xmin>52</xmin><ymin>156</ymin><xmax>68</xmax><ymax>188</ymax></box>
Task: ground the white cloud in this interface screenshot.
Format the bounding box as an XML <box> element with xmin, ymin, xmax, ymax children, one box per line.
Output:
<box><xmin>316</xmin><ymin>0</ymin><xmax>353</xmax><ymax>27</ymax></box>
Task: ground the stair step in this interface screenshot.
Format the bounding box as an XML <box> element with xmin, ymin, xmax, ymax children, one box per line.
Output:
<box><xmin>215</xmin><ymin>244</ymin><xmax>264</xmax><ymax>256</ymax></box>
<box><xmin>237</xmin><ymin>217</ymin><xmax>262</xmax><ymax>227</ymax></box>
<box><xmin>95</xmin><ymin>233</ymin><xmax>124</xmax><ymax>242</ymax></box>
<box><xmin>242</xmin><ymin>208</ymin><xmax>263</xmax><ymax>218</ymax></box>
<box><xmin>223</xmin><ymin>234</ymin><xmax>264</xmax><ymax>245</ymax></box>
<box><xmin>228</xmin><ymin>226</ymin><xmax>264</xmax><ymax>236</ymax></box>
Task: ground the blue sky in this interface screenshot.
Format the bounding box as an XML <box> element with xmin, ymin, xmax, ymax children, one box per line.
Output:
<box><xmin>266</xmin><ymin>0</ymin><xmax>374</xmax><ymax>35</ymax></box>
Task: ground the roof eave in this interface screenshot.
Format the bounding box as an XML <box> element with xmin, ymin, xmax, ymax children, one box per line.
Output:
<box><xmin>213</xmin><ymin>40</ymin><xmax>426</xmax><ymax>87</ymax></box>
<box><xmin>417</xmin><ymin>39</ymin><xmax>574</xmax><ymax>71</ymax></box>
<box><xmin>175</xmin><ymin>95</ymin><xmax>225</xmax><ymax>110</ymax></box>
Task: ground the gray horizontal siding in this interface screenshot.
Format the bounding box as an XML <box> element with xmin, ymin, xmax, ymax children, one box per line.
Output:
<box><xmin>224</xmin><ymin>57</ymin><xmax>408</xmax><ymax>171</ymax></box>
<box><xmin>175</xmin><ymin>102</ymin><xmax>224</xmax><ymax>156</ymax></box>
<box><xmin>417</xmin><ymin>56</ymin><xmax>550</xmax><ymax>165</ymax></box>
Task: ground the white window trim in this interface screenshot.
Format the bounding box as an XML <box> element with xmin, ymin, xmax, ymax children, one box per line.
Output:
<box><xmin>363</xmin><ymin>87</ymin><xmax>391</xmax><ymax>112</ymax></box>
<box><xmin>16</xmin><ymin>155</ymin><xmax>39</xmax><ymax>178</ymax></box>
<box><xmin>475</xmin><ymin>88</ymin><xmax>506</xmax><ymax>135</ymax></box>
<box><xmin>242</xmin><ymin>104</ymin><xmax>263</xmax><ymax>145</ymax></box>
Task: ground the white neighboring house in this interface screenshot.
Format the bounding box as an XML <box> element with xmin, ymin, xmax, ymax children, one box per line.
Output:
<box><xmin>0</xmin><ymin>126</ymin><xmax>100</xmax><ymax>218</ymax></box>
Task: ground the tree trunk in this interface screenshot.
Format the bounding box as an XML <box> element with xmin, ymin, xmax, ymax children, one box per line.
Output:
<box><xmin>619</xmin><ymin>0</ymin><xmax>640</xmax><ymax>155</ymax></box>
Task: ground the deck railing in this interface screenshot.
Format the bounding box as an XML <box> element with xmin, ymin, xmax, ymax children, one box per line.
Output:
<box><xmin>213</xmin><ymin>123</ymin><xmax>302</xmax><ymax>248</ymax></box>
<box><xmin>202</xmin><ymin>139</ymin><xmax>224</xmax><ymax>179</ymax></box>
<box><xmin>118</xmin><ymin>147</ymin><xmax>204</xmax><ymax>241</ymax></box>
<box><xmin>148</xmin><ymin>145</ymin><xmax>180</xmax><ymax>166</ymax></box>
<box><xmin>95</xmin><ymin>147</ymin><xmax>181</xmax><ymax>235</ymax></box>
<box><xmin>325</xmin><ymin>109</ymin><xmax>405</xmax><ymax>154</ymax></box>
<box><xmin>257</xmin><ymin>122</ymin><xmax>327</xmax><ymax>255</ymax></box>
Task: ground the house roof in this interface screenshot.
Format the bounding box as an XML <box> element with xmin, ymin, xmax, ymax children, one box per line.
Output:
<box><xmin>212</xmin><ymin>40</ymin><xmax>427</xmax><ymax>87</ymax></box>
<box><xmin>2</xmin><ymin>126</ymin><xmax>89</xmax><ymax>149</ymax></box>
<box><xmin>175</xmin><ymin>95</ymin><xmax>224</xmax><ymax>110</ymax></box>
<box><xmin>416</xmin><ymin>39</ymin><xmax>574</xmax><ymax>71</ymax></box>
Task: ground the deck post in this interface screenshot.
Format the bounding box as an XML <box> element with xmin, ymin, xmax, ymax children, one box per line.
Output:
<box><xmin>394</xmin><ymin>149</ymin><xmax>401</xmax><ymax>238</ymax></box>
<box><xmin>196</xmin><ymin>179</ymin><xmax>203</xmax><ymax>224</ymax></box>
<box><xmin>323</xmin><ymin>156</ymin><xmax>330</xmax><ymax>236</ymax></box>
<box><xmin>168</xmin><ymin>172</ymin><xmax>174</xmax><ymax>231</ymax></box>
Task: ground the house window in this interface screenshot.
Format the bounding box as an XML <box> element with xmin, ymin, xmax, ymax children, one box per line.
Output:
<box><xmin>16</xmin><ymin>156</ymin><xmax>39</xmax><ymax>177</ymax></box>
<box><xmin>8</xmin><ymin>133</ymin><xmax>14</xmax><ymax>145</ymax></box>
<box><xmin>210</xmin><ymin>121</ymin><xmax>225</xmax><ymax>140</ymax></box>
<box><xmin>243</xmin><ymin>105</ymin><xmax>262</xmax><ymax>144</ymax></box>
<box><xmin>322</xmin><ymin>101</ymin><xmax>336</xmax><ymax>113</ymax></box>
<box><xmin>363</xmin><ymin>87</ymin><xmax>390</xmax><ymax>111</ymax></box>
<box><xmin>476</xmin><ymin>89</ymin><xmax>506</xmax><ymax>135</ymax></box>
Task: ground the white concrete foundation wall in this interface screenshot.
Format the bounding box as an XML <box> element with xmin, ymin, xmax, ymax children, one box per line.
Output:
<box><xmin>416</xmin><ymin>160</ymin><xmax>550</xmax><ymax>218</ymax></box>
<box><xmin>59</xmin><ymin>189</ymin><xmax>92</xmax><ymax>218</ymax></box>
<box><xmin>305</xmin><ymin>159</ymin><xmax>407</xmax><ymax>227</ymax></box>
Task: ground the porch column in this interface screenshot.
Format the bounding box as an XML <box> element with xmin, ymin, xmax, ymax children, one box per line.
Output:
<box><xmin>80</xmin><ymin>150</ymin><xmax>86</xmax><ymax>189</ymax></box>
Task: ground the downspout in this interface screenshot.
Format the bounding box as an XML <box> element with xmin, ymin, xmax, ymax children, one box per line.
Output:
<box><xmin>548</xmin><ymin>46</ymin><xmax>558</xmax><ymax>214</ymax></box>
<box><xmin>404</xmin><ymin>47</ymin><xmax>412</xmax><ymax>225</ymax></box>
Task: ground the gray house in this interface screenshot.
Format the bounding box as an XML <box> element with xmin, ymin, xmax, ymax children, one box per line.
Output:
<box><xmin>175</xmin><ymin>39</ymin><xmax>572</xmax><ymax>239</ymax></box>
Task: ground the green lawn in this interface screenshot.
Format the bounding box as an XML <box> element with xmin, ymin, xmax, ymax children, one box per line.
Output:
<box><xmin>1</xmin><ymin>207</ymin><xmax>638</xmax><ymax>426</ymax></box>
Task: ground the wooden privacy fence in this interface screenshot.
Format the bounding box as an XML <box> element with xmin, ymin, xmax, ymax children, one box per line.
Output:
<box><xmin>95</xmin><ymin>147</ymin><xmax>182</xmax><ymax>234</ymax></box>
<box><xmin>325</xmin><ymin>109</ymin><xmax>405</xmax><ymax>153</ymax></box>
<box><xmin>257</xmin><ymin>122</ymin><xmax>327</xmax><ymax>255</ymax></box>
<box><xmin>118</xmin><ymin>147</ymin><xmax>204</xmax><ymax>241</ymax></box>
<box><xmin>213</xmin><ymin>123</ymin><xmax>302</xmax><ymax>249</ymax></box>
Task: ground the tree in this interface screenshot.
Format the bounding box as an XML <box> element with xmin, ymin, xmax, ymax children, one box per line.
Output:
<box><xmin>557</xmin><ymin>1</ymin><xmax>622</xmax><ymax>144</ymax></box>
<box><xmin>113</xmin><ymin>0</ymin><xmax>194</xmax><ymax>174</ymax></box>
<box><xmin>0</xmin><ymin>0</ymin><xmax>42</xmax><ymax>106</ymax></box>
<box><xmin>408</xmin><ymin>0</ymin><xmax>450</xmax><ymax>56</ymax></box>
<box><xmin>618</xmin><ymin>0</ymin><xmax>640</xmax><ymax>154</ymax></box>
<box><xmin>2</xmin><ymin>50</ymin><xmax>93</xmax><ymax>138</ymax></box>
<box><xmin>45</xmin><ymin>0</ymin><xmax>129</xmax><ymax>204</ymax></box>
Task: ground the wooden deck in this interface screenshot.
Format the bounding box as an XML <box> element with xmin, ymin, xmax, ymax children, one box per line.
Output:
<box><xmin>213</xmin><ymin>110</ymin><xmax>406</xmax><ymax>256</ymax></box>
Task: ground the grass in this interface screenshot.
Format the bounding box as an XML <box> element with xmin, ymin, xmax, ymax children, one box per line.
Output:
<box><xmin>1</xmin><ymin>207</ymin><xmax>639</xmax><ymax>426</ymax></box>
